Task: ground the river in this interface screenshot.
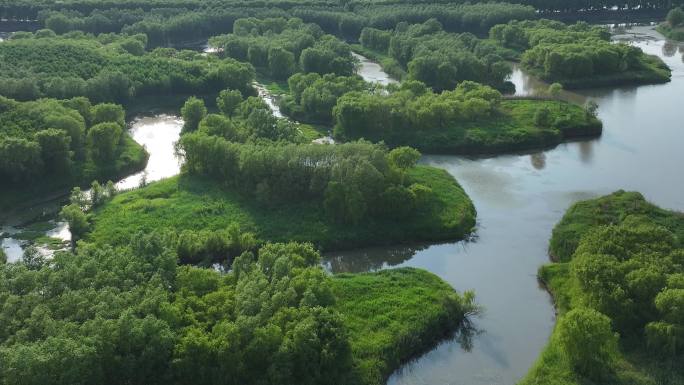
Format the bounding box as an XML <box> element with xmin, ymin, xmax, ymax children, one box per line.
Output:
<box><xmin>1</xmin><ymin>24</ymin><xmax>682</xmax><ymax>385</ymax></box>
<box><xmin>326</xmin><ymin>25</ymin><xmax>684</xmax><ymax>385</ymax></box>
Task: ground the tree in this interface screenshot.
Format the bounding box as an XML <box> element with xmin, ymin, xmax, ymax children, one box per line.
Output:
<box><xmin>22</xmin><ymin>246</ymin><xmax>45</xmax><ymax>270</ymax></box>
<box><xmin>45</xmin><ymin>14</ymin><xmax>73</xmax><ymax>34</ymax></box>
<box><xmin>91</xmin><ymin>103</ymin><xmax>125</xmax><ymax>128</ymax></box>
<box><xmin>548</xmin><ymin>83</ymin><xmax>563</xmax><ymax>100</ymax></box>
<box><xmin>60</xmin><ymin>203</ymin><xmax>90</xmax><ymax>245</ymax></box>
<box><xmin>35</xmin><ymin>128</ymin><xmax>72</xmax><ymax>174</ymax></box>
<box><xmin>181</xmin><ymin>97</ymin><xmax>207</xmax><ymax>132</ymax></box>
<box><xmin>557</xmin><ymin>308</ymin><xmax>618</xmax><ymax>380</ymax></box>
<box><xmin>534</xmin><ymin>107</ymin><xmax>552</xmax><ymax>127</ymax></box>
<box><xmin>87</xmin><ymin>122</ymin><xmax>122</xmax><ymax>163</ymax></box>
<box><xmin>216</xmin><ymin>89</ymin><xmax>243</xmax><ymax>117</ymax></box>
<box><xmin>584</xmin><ymin>100</ymin><xmax>599</xmax><ymax>118</ymax></box>
<box><xmin>667</xmin><ymin>7</ymin><xmax>684</xmax><ymax>27</ymax></box>
<box><xmin>268</xmin><ymin>47</ymin><xmax>296</xmax><ymax>80</ymax></box>
<box><xmin>388</xmin><ymin>146</ymin><xmax>421</xmax><ymax>170</ymax></box>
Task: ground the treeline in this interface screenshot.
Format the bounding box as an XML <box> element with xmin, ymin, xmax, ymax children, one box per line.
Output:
<box><xmin>207</xmin><ymin>17</ymin><xmax>357</xmax><ymax>80</ymax></box>
<box><xmin>360</xmin><ymin>19</ymin><xmax>515</xmax><ymax>92</ymax></box>
<box><xmin>6</xmin><ymin>2</ymin><xmax>536</xmax><ymax>45</ymax></box>
<box><xmin>490</xmin><ymin>19</ymin><xmax>672</xmax><ymax>87</ymax></box>
<box><xmin>0</xmin><ymin>31</ymin><xmax>255</xmax><ymax>103</ymax></box>
<box><xmin>526</xmin><ymin>191</ymin><xmax>684</xmax><ymax>384</ymax></box>
<box><xmin>180</xmin><ymin>134</ymin><xmax>438</xmax><ymax>224</ymax></box>
<box><xmin>658</xmin><ymin>7</ymin><xmax>684</xmax><ymax>41</ymax></box>
<box><xmin>0</xmin><ymin>96</ymin><xmax>145</xmax><ymax>186</ymax></box>
<box><xmin>334</xmin><ymin>81</ymin><xmax>502</xmax><ymax>143</ymax></box>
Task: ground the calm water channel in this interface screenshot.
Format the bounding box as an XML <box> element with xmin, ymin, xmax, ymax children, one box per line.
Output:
<box><xmin>326</xmin><ymin>25</ymin><xmax>684</xmax><ymax>385</ymax></box>
<box><xmin>1</xmin><ymin>24</ymin><xmax>682</xmax><ymax>385</ymax></box>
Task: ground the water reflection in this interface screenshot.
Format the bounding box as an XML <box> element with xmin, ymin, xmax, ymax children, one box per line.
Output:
<box><xmin>330</xmin><ymin>25</ymin><xmax>684</xmax><ymax>385</ymax></box>
<box><xmin>352</xmin><ymin>52</ymin><xmax>398</xmax><ymax>86</ymax></box>
<box><xmin>324</xmin><ymin>243</ymin><xmax>430</xmax><ymax>273</ymax></box>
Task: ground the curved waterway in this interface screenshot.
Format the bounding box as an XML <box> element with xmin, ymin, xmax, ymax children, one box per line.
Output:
<box><xmin>0</xmin><ymin>115</ymin><xmax>183</xmax><ymax>261</ymax></box>
<box><xmin>325</xmin><ymin>25</ymin><xmax>684</xmax><ymax>385</ymax></box>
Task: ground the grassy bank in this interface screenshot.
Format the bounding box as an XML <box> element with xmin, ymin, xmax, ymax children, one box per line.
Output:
<box><xmin>521</xmin><ymin>191</ymin><xmax>684</xmax><ymax>385</ymax></box>
<box><xmin>0</xmin><ymin>135</ymin><xmax>147</xmax><ymax>215</ymax></box>
<box><xmin>657</xmin><ymin>23</ymin><xmax>684</xmax><ymax>41</ymax></box>
<box><xmin>332</xmin><ymin>267</ymin><xmax>477</xmax><ymax>385</ymax></box>
<box><xmin>89</xmin><ymin>166</ymin><xmax>476</xmax><ymax>250</ymax></box>
<box><xmin>363</xmin><ymin>99</ymin><xmax>602</xmax><ymax>155</ymax></box>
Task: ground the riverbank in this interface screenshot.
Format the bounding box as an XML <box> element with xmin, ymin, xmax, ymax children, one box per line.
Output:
<box><xmin>657</xmin><ymin>23</ymin><xmax>684</xmax><ymax>41</ymax></box>
<box><xmin>87</xmin><ymin>166</ymin><xmax>475</xmax><ymax>250</ymax></box>
<box><xmin>522</xmin><ymin>191</ymin><xmax>684</xmax><ymax>385</ymax></box>
<box><xmin>332</xmin><ymin>267</ymin><xmax>478</xmax><ymax>385</ymax></box>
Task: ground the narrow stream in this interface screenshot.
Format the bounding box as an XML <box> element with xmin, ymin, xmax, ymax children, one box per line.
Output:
<box><xmin>326</xmin><ymin>25</ymin><xmax>684</xmax><ymax>385</ymax></box>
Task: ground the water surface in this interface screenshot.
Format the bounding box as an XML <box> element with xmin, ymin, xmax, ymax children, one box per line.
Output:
<box><xmin>326</xmin><ymin>25</ymin><xmax>684</xmax><ymax>385</ymax></box>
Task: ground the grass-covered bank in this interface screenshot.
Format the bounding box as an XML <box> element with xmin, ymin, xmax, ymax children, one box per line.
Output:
<box><xmin>521</xmin><ymin>191</ymin><xmax>684</xmax><ymax>385</ymax></box>
<box><xmin>332</xmin><ymin>268</ymin><xmax>477</xmax><ymax>385</ymax></box>
<box><xmin>657</xmin><ymin>7</ymin><xmax>684</xmax><ymax>41</ymax></box>
<box><xmin>89</xmin><ymin>166</ymin><xmax>475</xmax><ymax>250</ymax></box>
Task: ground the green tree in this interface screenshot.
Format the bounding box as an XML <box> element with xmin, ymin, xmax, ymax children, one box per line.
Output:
<box><xmin>181</xmin><ymin>97</ymin><xmax>207</xmax><ymax>132</ymax></box>
<box><xmin>60</xmin><ymin>203</ymin><xmax>90</xmax><ymax>245</ymax></box>
<box><xmin>35</xmin><ymin>128</ymin><xmax>72</xmax><ymax>174</ymax></box>
<box><xmin>388</xmin><ymin>146</ymin><xmax>421</xmax><ymax>170</ymax></box>
<box><xmin>667</xmin><ymin>7</ymin><xmax>684</xmax><ymax>27</ymax></box>
<box><xmin>534</xmin><ymin>107</ymin><xmax>552</xmax><ymax>127</ymax></box>
<box><xmin>557</xmin><ymin>308</ymin><xmax>618</xmax><ymax>380</ymax></box>
<box><xmin>91</xmin><ymin>103</ymin><xmax>125</xmax><ymax>128</ymax></box>
<box><xmin>216</xmin><ymin>89</ymin><xmax>243</xmax><ymax>117</ymax></box>
<box><xmin>87</xmin><ymin>122</ymin><xmax>122</xmax><ymax>163</ymax></box>
<box><xmin>268</xmin><ymin>47</ymin><xmax>296</xmax><ymax>80</ymax></box>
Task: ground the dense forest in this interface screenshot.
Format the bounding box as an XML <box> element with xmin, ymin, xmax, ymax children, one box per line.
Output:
<box><xmin>207</xmin><ymin>17</ymin><xmax>357</xmax><ymax>80</ymax></box>
<box><xmin>0</xmin><ymin>31</ymin><xmax>255</xmax><ymax>102</ymax></box>
<box><xmin>524</xmin><ymin>191</ymin><xmax>684</xmax><ymax>385</ymax></box>
<box><xmin>0</xmin><ymin>96</ymin><xmax>146</xmax><ymax>211</ymax></box>
<box><xmin>359</xmin><ymin>19</ymin><xmax>516</xmax><ymax>91</ymax></box>
<box><xmin>0</xmin><ymin>233</ymin><xmax>478</xmax><ymax>385</ymax></box>
<box><xmin>332</xmin><ymin>80</ymin><xmax>602</xmax><ymax>153</ymax></box>
<box><xmin>491</xmin><ymin>19</ymin><xmax>672</xmax><ymax>87</ymax></box>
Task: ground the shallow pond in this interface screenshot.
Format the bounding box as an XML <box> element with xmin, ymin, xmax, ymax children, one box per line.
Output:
<box><xmin>325</xmin><ymin>25</ymin><xmax>684</xmax><ymax>385</ymax></box>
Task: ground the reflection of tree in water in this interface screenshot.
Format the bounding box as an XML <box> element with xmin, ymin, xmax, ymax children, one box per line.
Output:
<box><xmin>663</xmin><ymin>40</ymin><xmax>678</xmax><ymax>57</ymax></box>
<box><xmin>322</xmin><ymin>243</ymin><xmax>430</xmax><ymax>273</ymax></box>
<box><xmin>530</xmin><ymin>152</ymin><xmax>546</xmax><ymax>170</ymax></box>
<box><xmin>455</xmin><ymin>318</ymin><xmax>484</xmax><ymax>352</ymax></box>
<box><xmin>578</xmin><ymin>140</ymin><xmax>594</xmax><ymax>163</ymax></box>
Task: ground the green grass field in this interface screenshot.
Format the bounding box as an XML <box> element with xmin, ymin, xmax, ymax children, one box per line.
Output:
<box><xmin>89</xmin><ymin>165</ymin><xmax>476</xmax><ymax>250</ymax></box>
<box><xmin>332</xmin><ymin>267</ymin><xmax>477</xmax><ymax>385</ymax></box>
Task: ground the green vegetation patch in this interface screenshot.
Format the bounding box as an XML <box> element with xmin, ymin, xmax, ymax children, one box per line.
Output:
<box><xmin>89</xmin><ymin>165</ymin><xmax>475</xmax><ymax>250</ymax></box>
<box><xmin>332</xmin><ymin>267</ymin><xmax>477</xmax><ymax>385</ymax></box>
<box><xmin>522</xmin><ymin>191</ymin><xmax>684</xmax><ymax>385</ymax></box>
<box><xmin>491</xmin><ymin>19</ymin><xmax>672</xmax><ymax>88</ymax></box>
<box><xmin>334</xmin><ymin>81</ymin><xmax>602</xmax><ymax>154</ymax></box>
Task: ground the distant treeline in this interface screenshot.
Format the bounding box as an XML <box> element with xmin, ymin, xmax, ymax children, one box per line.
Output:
<box><xmin>1</xmin><ymin>2</ymin><xmax>536</xmax><ymax>45</ymax></box>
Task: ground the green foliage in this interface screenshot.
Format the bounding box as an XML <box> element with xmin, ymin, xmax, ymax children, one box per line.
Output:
<box><xmin>333</xmin><ymin>81</ymin><xmax>601</xmax><ymax>154</ymax></box>
<box><xmin>491</xmin><ymin>20</ymin><xmax>672</xmax><ymax>88</ymax></box>
<box><xmin>0</xmin><ymin>96</ymin><xmax>146</xmax><ymax>210</ymax></box>
<box><xmin>208</xmin><ymin>18</ymin><xmax>356</xmax><ymax>80</ymax></box>
<box><xmin>88</xmin><ymin>164</ymin><xmax>475</xmax><ymax>250</ymax></box>
<box><xmin>331</xmin><ymin>268</ymin><xmax>478</xmax><ymax>385</ymax></box>
<box><xmin>667</xmin><ymin>7</ymin><xmax>684</xmax><ymax>27</ymax></box>
<box><xmin>556</xmin><ymin>308</ymin><xmax>618</xmax><ymax>380</ymax></box>
<box><xmin>59</xmin><ymin>203</ymin><xmax>90</xmax><ymax>243</ymax></box>
<box><xmin>216</xmin><ymin>89</ymin><xmax>243</xmax><ymax>117</ymax></box>
<box><xmin>361</xmin><ymin>20</ymin><xmax>515</xmax><ymax>91</ymax></box>
<box><xmin>522</xmin><ymin>191</ymin><xmax>684</xmax><ymax>385</ymax></box>
<box><xmin>281</xmin><ymin>72</ymin><xmax>368</xmax><ymax>124</ymax></box>
<box><xmin>180</xmin><ymin>97</ymin><xmax>207</xmax><ymax>132</ymax></box>
<box><xmin>0</xmin><ymin>227</ymin><xmax>476</xmax><ymax>385</ymax></box>
<box><xmin>0</xmin><ymin>32</ymin><xmax>255</xmax><ymax>102</ymax></box>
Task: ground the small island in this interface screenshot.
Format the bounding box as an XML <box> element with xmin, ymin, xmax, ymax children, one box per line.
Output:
<box><xmin>333</xmin><ymin>80</ymin><xmax>602</xmax><ymax>154</ymax></box>
<box><xmin>523</xmin><ymin>191</ymin><xmax>684</xmax><ymax>385</ymax></box>
<box><xmin>491</xmin><ymin>19</ymin><xmax>672</xmax><ymax>88</ymax></box>
<box><xmin>657</xmin><ymin>7</ymin><xmax>684</xmax><ymax>41</ymax></box>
